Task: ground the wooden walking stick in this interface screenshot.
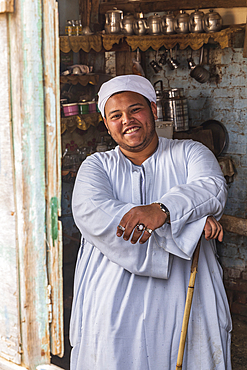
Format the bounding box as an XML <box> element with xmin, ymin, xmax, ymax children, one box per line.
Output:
<box><xmin>175</xmin><ymin>236</ymin><xmax>202</xmax><ymax>370</ymax></box>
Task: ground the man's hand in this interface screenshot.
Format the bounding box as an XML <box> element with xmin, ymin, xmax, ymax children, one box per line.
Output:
<box><xmin>117</xmin><ymin>203</ymin><xmax>167</xmax><ymax>244</ymax></box>
<box><xmin>204</xmin><ymin>216</ymin><xmax>223</xmax><ymax>242</ymax></box>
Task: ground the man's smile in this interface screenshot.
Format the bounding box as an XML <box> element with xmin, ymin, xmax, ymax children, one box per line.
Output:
<box><xmin>124</xmin><ymin>126</ymin><xmax>140</xmax><ymax>135</ymax></box>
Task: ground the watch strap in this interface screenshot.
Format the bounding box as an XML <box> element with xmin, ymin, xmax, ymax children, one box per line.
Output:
<box><xmin>154</xmin><ymin>202</ymin><xmax>170</xmax><ymax>223</ymax></box>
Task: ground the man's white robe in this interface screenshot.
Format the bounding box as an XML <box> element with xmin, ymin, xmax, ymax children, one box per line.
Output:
<box><xmin>70</xmin><ymin>138</ymin><xmax>232</xmax><ymax>370</ymax></box>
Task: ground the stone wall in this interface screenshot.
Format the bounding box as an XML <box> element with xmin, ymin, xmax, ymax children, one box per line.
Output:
<box><xmin>145</xmin><ymin>45</ymin><xmax>247</xmax><ymax>318</ymax></box>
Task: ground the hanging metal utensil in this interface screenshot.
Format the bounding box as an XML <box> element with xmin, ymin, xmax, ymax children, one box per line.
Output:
<box><xmin>159</xmin><ymin>50</ymin><xmax>168</xmax><ymax>65</ymax></box>
<box><xmin>153</xmin><ymin>80</ymin><xmax>164</xmax><ymax>121</ymax></box>
<box><xmin>150</xmin><ymin>51</ymin><xmax>162</xmax><ymax>73</ymax></box>
<box><xmin>187</xmin><ymin>48</ymin><xmax>196</xmax><ymax>70</ymax></box>
<box><xmin>172</xmin><ymin>45</ymin><xmax>180</xmax><ymax>67</ymax></box>
<box><xmin>190</xmin><ymin>46</ymin><xmax>210</xmax><ymax>83</ymax></box>
<box><xmin>166</xmin><ymin>49</ymin><xmax>179</xmax><ymax>70</ymax></box>
<box><xmin>132</xmin><ymin>47</ymin><xmax>145</xmax><ymax>76</ymax></box>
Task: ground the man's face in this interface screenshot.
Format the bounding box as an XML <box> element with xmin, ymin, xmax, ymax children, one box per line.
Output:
<box><xmin>104</xmin><ymin>91</ymin><xmax>157</xmax><ymax>154</ymax></box>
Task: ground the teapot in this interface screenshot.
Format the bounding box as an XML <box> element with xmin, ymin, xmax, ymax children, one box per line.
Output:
<box><xmin>147</xmin><ymin>13</ymin><xmax>163</xmax><ymax>35</ymax></box>
<box><xmin>204</xmin><ymin>9</ymin><xmax>222</xmax><ymax>33</ymax></box>
<box><xmin>133</xmin><ymin>13</ymin><xmax>148</xmax><ymax>36</ymax></box>
<box><xmin>175</xmin><ymin>10</ymin><xmax>190</xmax><ymax>34</ymax></box>
<box><xmin>162</xmin><ymin>11</ymin><xmax>175</xmax><ymax>35</ymax></box>
<box><xmin>189</xmin><ymin>9</ymin><xmax>204</xmax><ymax>33</ymax></box>
<box><xmin>121</xmin><ymin>13</ymin><xmax>135</xmax><ymax>35</ymax></box>
<box><xmin>104</xmin><ymin>8</ymin><xmax>123</xmax><ymax>34</ymax></box>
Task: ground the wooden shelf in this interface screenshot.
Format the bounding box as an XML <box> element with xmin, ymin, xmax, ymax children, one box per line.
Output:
<box><xmin>60</xmin><ymin>74</ymin><xmax>99</xmax><ymax>86</ymax></box>
<box><xmin>60</xmin><ymin>34</ymin><xmax>102</xmax><ymax>53</ymax></box>
<box><xmin>61</xmin><ymin>112</ymin><xmax>102</xmax><ymax>134</ymax></box>
<box><xmin>59</xmin><ymin>25</ymin><xmax>245</xmax><ymax>53</ymax></box>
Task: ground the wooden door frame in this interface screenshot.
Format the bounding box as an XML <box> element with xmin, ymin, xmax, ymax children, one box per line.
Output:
<box><xmin>0</xmin><ymin>0</ymin><xmax>63</xmax><ymax>369</ymax></box>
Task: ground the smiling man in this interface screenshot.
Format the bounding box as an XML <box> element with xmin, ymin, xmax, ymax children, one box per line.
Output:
<box><xmin>104</xmin><ymin>91</ymin><xmax>157</xmax><ymax>162</ymax></box>
<box><xmin>70</xmin><ymin>75</ymin><xmax>232</xmax><ymax>370</ymax></box>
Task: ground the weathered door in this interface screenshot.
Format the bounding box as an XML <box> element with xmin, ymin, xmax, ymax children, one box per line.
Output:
<box><xmin>0</xmin><ymin>0</ymin><xmax>63</xmax><ymax>368</ymax></box>
<box><xmin>0</xmin><ymin>9</ymin><xmax>22</xmax><ymax>367</ymax></box>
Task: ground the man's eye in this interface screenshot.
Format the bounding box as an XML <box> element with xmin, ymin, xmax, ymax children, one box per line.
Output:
<box><xmin>132</xmin><ymin>107</ymin><xmax>141</xmax><ymax>113</ymax></box>
<box><xmin>110</xmin><ymin>114</ymin><xmax>121</xmax><ymax>120</ymax></box>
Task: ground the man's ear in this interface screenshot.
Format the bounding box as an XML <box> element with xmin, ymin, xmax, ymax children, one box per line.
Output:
<box><xmin>104</xmin><ymin>118</ymin><xmax>110</xmax><ymax>135</ymax></box>
<box><xmin>103</xmin><ymin>117</ymin><xmax>108</xmax><ymax>129</ymax></box>
<box><xmin>151</xmin><ymin>101</ymin><xmax>158</xmax><ymax>120</ymax></box>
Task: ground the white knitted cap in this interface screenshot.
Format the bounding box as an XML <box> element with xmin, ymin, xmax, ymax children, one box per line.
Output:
<box><xmin>98</xmin><ymin>74</ymin><xmax>156</xmax><ymax>117</ymax></box>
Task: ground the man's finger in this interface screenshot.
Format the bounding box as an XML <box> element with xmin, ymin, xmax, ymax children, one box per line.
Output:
<box><xmin>218</xmin><ymin>226</ymin><xmax>224</xmax><ymax>242</ymax></box>
<box><xmin>116</xmin><ymin>224</ymin><xmax>125</xmax><ymax>237</ymax></box>
<box><xmin>204</xmin><ymin>216</ymin><xmax>224</xmax><ymax>241</ymax></box>
<box><xmin>130</xmin><ymin>227</ymin><xmax>143</xmax><ymax>244</ymax></box>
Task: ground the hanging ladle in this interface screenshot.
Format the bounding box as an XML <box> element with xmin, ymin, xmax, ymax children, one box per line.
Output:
<box><xmin>190</xmin><ymin>46</ymin><xmax>210</xmax><ymax>83</ymax></box>
<box><xmin>166</xmin><ymin>48</ymin><xmax>179</xmax><ymax>70</ymax></box>
<box><xmin>187</xmin><ymin>48</ymin><xmax>196</xmax><ymax>70</ymax></box>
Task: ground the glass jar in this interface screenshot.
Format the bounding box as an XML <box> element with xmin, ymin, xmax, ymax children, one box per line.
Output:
<box><xmin>71</xmin><ymin>20</ymin><xmax>76</xmax><ymax>36</ymax></box>
<box><xmin>78</xmin><ymin>18</ymin><xmax>83</xmax><ymax>35</ymax></box>
<box><xmin>65</xmin><ymin>20</ymin><xmax>73</xmax><ymax>36</ymax></box>
<box><xmin>75</xmin><ymin>20</ymin><xmax>80</xmax><ymax>36</ymax></box>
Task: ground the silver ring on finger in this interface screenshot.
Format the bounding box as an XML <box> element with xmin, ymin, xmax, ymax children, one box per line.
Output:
<box><xmin>117</xmin><ymin>224</ymin><xmax>125</xmax><ymax>232</ymax></box>
<box><xmin>136</xmin><ymin>223</ymin><xmax>145</xmax><ymax>232</ymax></box>
<box><xmin>145</xmin><ymin>227</ymin><xmax>153</xmax><ymax>235</ymax></box>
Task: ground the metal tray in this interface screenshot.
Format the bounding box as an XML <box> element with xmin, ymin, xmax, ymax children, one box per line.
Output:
<box><xmin>200</xmin><ymin>119</ymin><xmax>228</xmax><ymax>157</ymax></box>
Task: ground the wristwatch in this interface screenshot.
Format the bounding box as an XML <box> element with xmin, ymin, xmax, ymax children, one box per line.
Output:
<box><xmin>155</xmin><ymin>202</ymin><xmax>170</xmax><ymax>223</ymax></box>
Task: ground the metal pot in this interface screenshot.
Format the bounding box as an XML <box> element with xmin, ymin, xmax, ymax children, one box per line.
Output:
<box><xmin>163</xmin><ymin>88</ymin><xmax>189</xmax><ymax>132</ymax></box>
<box><xmin>122</xmin><ymin>13</ymin><xmax>135</xmax><ymax>35</ymax></box>
<box><xmin>147</xmin><ymin>13</ymin><xmax>163</xmax><ymax>35</ymax></box>
<box><xmin>203</xmin><ymin>9</ymin><xmax>222</xmax><ymax>33</ymax></box>
<box><xmin>162</xmin><ymin>12</ymin><xmax>175</xmax><ymax>35</ymax></box>
<box><xmin>190</xmin><ymin>64</ymin><xmax>210</xmax><ymax>83</ymax></box>
<box><xmin>104</xmin><ymin>8</ymin><xmax>123</xmax><ymax>34</ymax></box>
<box><xmin>190</xmin><ymin>47</ymin><xmax>210</xmax><ymax>83</ymax></box>
<box><xmin>133</xmin><ymin>16</ymin><xmax>148</xmax><ymax>35</ymax></box>
<box><xmin>189</xmin><ymin>9</ymin><xmax>204</xmax><ymax>33</ymax></box>
<box><xmin>175</xmin><ymin>10</ymin><xmax>190</xmax><ymax>34</ymax></box>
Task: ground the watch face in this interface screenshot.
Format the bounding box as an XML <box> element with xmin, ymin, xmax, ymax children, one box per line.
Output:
<box><xmin>160</xmin><ymin>203</ymin><xmax>169</xmax><ymax>214</ymax></box>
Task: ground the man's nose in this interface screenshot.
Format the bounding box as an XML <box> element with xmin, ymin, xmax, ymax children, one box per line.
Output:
<box><xmin>122</xmin><ymin>111</ymin><xmax>133</xmax><ymax>125</ymax></box>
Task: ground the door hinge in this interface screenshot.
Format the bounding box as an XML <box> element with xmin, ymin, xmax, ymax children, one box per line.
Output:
<box><xmin>47</xmin><ymin>284</ymin><xmax>53</xmax><ymax>323</ymax></box>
